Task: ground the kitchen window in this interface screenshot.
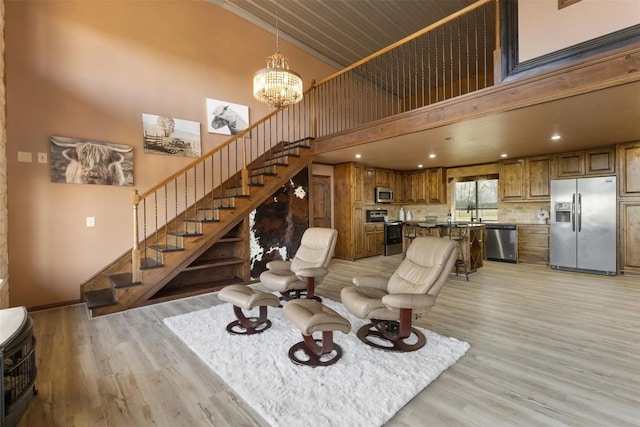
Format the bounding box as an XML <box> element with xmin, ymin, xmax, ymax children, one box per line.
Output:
<box><xmin>454</xmin><ymin>177</ymin><xmax>498</xmax><ymax>222</ymax></box>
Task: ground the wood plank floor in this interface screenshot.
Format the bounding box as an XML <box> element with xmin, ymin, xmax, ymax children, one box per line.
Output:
<box><xmin>18</xmin><ymin>256</ymin><xmax>640</xmax><ymax>427</ymax></box>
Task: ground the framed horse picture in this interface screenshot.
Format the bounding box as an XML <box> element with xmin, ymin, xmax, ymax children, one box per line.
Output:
<box><xmin>206</xmin><ymin>98</ymin><xmax>250</xmax><ymax>136</ymax></box>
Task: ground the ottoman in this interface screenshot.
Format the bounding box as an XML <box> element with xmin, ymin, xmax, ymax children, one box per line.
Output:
<box><xmin>218</xmin><ymin>285</ymin><xmax>280</xmax><ymax>335</ymax></box>
<box><xmin>283</xmin><ymin>299</ymin><xmax>351</xmax><ymax>366</ymax></box>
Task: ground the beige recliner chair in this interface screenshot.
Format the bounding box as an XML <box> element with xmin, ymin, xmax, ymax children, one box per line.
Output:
<box><xmin>341</xmin><ymin>236</ymin><xmax>458</xmax><ymax>352</ymax></box>
<box><xmin>260</xmin><ymin>227</ymin><xmax>338</xmax><ymax>301</ymax></box>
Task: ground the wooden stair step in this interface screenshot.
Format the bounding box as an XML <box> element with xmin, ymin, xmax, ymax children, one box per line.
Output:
<box><xmin>149</xmin><ymin>244</ymin><xmax>183</xmax><ymax>252</ymax></box>
<box><xmin>263</xmin><ymin>156</ymin><xmax>289</xmax><ymax>167</ymax></box>
<box><xmin>210</xmin><ymin>197</ymin><xmax>236</xmax><ymax>209</ymax></box>
<box><xmin>251</xmin><ymin>165</ymin><xmax>277</xmax><ymax>176</ymax></box>
<box><xmin>140</xmin><ymin>257</ymin><xmax>164</xmax><ymax>270</ymax></box>
<box><xmin>108</xmin><ymin>272</ymin><xmax>142</xmax><ymax>289</ymax></box>
<box><xmin>85</xmin><ymin>288</ymin><xmax>117</xmax><ymax>309</ymax></box>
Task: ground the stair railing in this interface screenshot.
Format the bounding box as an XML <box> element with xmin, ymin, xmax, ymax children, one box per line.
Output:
<box><xmin>131</xmin><ymin>95</ymin><xmax>315</xmax><ymax>282</ymax></box>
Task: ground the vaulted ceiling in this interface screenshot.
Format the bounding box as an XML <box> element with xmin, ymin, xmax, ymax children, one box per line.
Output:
<box><xmin>208</xmin><ymin>0</ymin><xmax>640</xmax><ymax>170</ymax></box>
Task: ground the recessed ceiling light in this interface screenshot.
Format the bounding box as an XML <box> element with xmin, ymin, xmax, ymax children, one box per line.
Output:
<box><xmin>428</xmin><ymin>153</ymin><xmax>436</xmax><ymax>158</ymax></box>
<box><xmin>550</xmin><ymin>134</ymin><xmax>561</xmax><ymax>141</ymax></box>
<box><xmin>355</xmin><ymin>153</ymin><xmax>362</xmax><ymax>159</ymax></box>
<box><xmin>500</xmin><ymin>153</ymin><xmax>508</xmax><ymax>158</ymax></box>
<box><xmin>418</xmin><ymin>164</ymin><xmax>424</xmax><ymax>168</ymax></box>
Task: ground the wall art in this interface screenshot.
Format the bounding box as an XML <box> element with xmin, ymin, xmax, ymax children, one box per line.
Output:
<box><xmin>206</xmin><ymin>98</ymin><xmax>249</xmax><ymax>136</ymax></box>
<box><xmin>50</xmin><ymin>136</ymin><xmax>134</xmax><ymax>186</ymax></box>
<box><xmin>142</xmin><ymin>113</ymin><xmax>201</xmax><ymax>158</ymax></box>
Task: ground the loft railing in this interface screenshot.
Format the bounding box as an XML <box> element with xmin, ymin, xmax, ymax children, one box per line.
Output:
<box><xmin>130</xmin><ymin>0</ymin><xmax>498</xmax><ymax>280</ymax></box>
<box><xmin>313</xmin><ymin>0</ymin><xmax>497</xmax><ymax>136</ymax></box>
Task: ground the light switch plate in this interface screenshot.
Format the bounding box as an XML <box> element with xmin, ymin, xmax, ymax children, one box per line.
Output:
<box><xmin>17</xmin><ymin>152</ymin><xmax>32</xmax><ymax>162</ymax></box>
<box><xmin>86</xmin><ymin>217</ymin><xmax>95</xmax><ymax>227</ymax></box>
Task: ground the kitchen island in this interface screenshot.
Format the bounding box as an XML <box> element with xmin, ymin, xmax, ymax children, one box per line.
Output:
<box><xmin>403</xmin><ymin>222</ymin><xmax>486</xmax><ymax>275</ymax></box>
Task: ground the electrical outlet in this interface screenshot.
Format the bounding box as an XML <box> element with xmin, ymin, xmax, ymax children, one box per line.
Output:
<box><xmin>86</xmin><ymin>217</ymin><xmax>95</xmax><ymax>227</ymax></box>
<box><xmin>37</xmin><ymin>152</ymin><xmax>48</xmax><ymax>164</ymax></box>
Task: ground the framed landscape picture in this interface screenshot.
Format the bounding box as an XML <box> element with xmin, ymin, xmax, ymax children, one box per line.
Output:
<box><xmin>142</xmin><ymin>113</ymin><xmax>201</xmax><ymax>158</ymax></box>
<box><xmin>206</xmin><ymin>98</ymin><xmax>249</xmax><ymax>135</ymax></box>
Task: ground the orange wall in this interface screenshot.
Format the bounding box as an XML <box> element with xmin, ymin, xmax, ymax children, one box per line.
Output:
<box><xmin>4</xmin><ymin>1</ymin><xmax>336</xmax><ymax>308</ymax></box>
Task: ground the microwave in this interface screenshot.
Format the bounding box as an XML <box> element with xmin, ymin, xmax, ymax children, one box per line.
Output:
<box><xmin>375</xmin><ymin>187</ymin><xmax>394</xmax><ymax>203</ymax></box>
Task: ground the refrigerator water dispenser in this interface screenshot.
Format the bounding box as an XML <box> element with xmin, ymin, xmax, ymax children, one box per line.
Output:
<box><xmin>554</xmin><ymin>202</ymin><xmax>572</xmax><ymax>223</ymax></box>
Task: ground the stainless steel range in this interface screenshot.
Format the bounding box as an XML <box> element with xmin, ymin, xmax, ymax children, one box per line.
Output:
<box><xmin>365</xmin><ymin>210</ymin><xmax>402</xmax><ymax>256</ymax></box>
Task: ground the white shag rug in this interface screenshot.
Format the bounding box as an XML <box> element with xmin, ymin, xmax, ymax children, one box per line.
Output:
<box><xmin>163</xmin><ymin>297</ymin><xmax>469</xmax><ymax>427</ymax></box>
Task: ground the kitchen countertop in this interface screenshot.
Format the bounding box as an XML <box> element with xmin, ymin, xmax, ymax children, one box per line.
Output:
<box><xmin>402</xmin><ymin>221</ymin><xmax>487</xmax><ymax>228</ymax></box>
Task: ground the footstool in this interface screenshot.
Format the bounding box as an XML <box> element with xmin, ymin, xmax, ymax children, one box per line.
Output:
<box><xmin>282</xmin><ymin>299</ymin><xmax>351</xmax><ymax>367</ymax></box>
<box><xmin>218</xmin><ymin>285</ymin><xmax>280</xmax><ymax>335</ymax></box>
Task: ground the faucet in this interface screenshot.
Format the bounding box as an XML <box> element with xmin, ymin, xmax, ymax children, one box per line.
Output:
<box><xmin>470</xmin><ymin>213</ymin><xmax>475</xmax><ymax>222</ymax></box>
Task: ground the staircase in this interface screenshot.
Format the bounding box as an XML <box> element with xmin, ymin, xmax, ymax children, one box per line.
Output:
<box><xmin>82</xmin><ymin>138</ymin><xmax>313</xmax><ymax>317</ymax></box>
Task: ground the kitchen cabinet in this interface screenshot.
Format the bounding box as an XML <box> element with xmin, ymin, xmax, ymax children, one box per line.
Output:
<box><xmin>393</xmin><ymin>170</ymin><xmax>404</xmax><ymax>203</ymax></box>
<box><xmin>619</xmin><ymin>201</ymin><xmax>640</xmax><ymax>276</ymax></box>
<box><xmin>617</xmin><ymin>141</ymin><xmax>640</xmax><ymax>275</ymax></box>
<box><xmin>500</xmin><ymin>156</ymin><xmax>553</xmax><ymax>202</ymax></box>
<box><xmin>365</xmin><ymin>223</ymin><xmax>384</xmax><ymax>257</ymax></box>
<box><xmin>402</xmin><ymin>168</ymin><xmax>446</xmax><ymax>204</ymax></box>
<box><xmin>556</xmin><ymin>147</ymin><xmax>615</xmax><ymax>178</ymax></box>
<box><xmin>364</xmin><ymin>167</ymin><xmax>376</xmax><ymax>204</ymax></box>
<box><xmin>375</xmin><ymin>168</ymin><xmax>394</xmax><ymax>188</ymax></box>
<box><xmin>618</xmin><ymin>141</ymin><xmax>640</xmax><ymax>198</ymax></box>
<box><xmin>403</xmin><ymin>170</ymin><xmax>427</xmax><ymax>203</ymax></box>
<box><xmin>499</xmin><ymin>159</ymin><xmax>525</xmax><ymax>201</ymax></box>
<box><xmin>427</xmin><ymin>167</ymin><xmax>447</xmax><ymax>204</ymax></box>
<box><xmin>526</xmin><ymin>156</ymin><xmax>554</xmax><ymax>200</ymax></box>
<box><xmin>333</xmin><ymin>163</ymin><xmax>366</xmax><ymax>260</ymax></box>
<box><xmin>517</xmin><ymin>224</ymin><xmax>549</xmax><ymax>266</ymax></box>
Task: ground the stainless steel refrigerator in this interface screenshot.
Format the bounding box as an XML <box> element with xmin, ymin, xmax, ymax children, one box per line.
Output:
<box><xmin>550</xmin><ymin>176</ymin><xmax>617</xmax><ymax>275</ymax></box>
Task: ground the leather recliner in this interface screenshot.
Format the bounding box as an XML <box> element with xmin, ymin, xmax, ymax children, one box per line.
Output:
<box><xmin>260</xmin><ymin>227</ymin><xmax>338</xmax><ymax>301</ymax></box>
<box><xmin>341</xmin><ymin>236</ymin><xmax>458</xmax><ymax>352</ymax></box>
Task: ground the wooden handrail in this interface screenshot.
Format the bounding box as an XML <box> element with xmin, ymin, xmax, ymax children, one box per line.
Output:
<box><xmin>314</xmin><ymin>0</ymin><xmax>494</xmax><ymax>87</ymax></box>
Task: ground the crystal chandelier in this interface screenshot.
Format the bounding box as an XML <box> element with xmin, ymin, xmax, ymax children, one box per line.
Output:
<box><xmin>253</xmin><ymin>1</ymin><xmax>303</xmax><ymax>108</ymax></box>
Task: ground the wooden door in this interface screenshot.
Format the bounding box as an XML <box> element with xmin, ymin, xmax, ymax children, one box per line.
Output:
<box><xmin>311</xmin><ymin>175</ymin><xmax>332</xmax><ymax>228</ymax></box>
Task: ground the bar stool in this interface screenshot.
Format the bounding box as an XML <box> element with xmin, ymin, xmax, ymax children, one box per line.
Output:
<box><xmin>402</xmin><ymin>224</ymin><xmax>418</xmax><ymax>258</ymax></box>
<box><xmin>437</xmin><ymin>224</ymin><xmax>469</xmax><ymax>281</ymax></box>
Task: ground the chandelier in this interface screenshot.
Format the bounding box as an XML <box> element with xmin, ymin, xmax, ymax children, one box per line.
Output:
<box><xmin>253</xmin><ymin>1</ymin><xmax>303</xmax><ymax>108</ymax></box>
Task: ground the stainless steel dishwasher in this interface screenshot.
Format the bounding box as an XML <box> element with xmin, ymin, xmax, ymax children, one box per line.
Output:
<box><xmin>485</xmin><ymin>223</ymin><xmax>517</xmax><ymax>263</ymax></box>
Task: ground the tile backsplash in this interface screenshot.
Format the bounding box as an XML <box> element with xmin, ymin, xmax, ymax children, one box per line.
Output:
<box><xmin>367</xmin><ymin>202</ymin><xmax>551</xmax><ymax>225</ymax></box>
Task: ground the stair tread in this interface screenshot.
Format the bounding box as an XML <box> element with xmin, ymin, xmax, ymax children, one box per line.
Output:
<box><xmin>140</xmin><ymin>258</ymin><xmax>164</xmax><ymax>270</ymax></box>
<box><xmin>108</xmin><ymin>272</ymin><xmax>142</xmax><ymax>289</ymax></box>
<box><xmin>85</xmin><ymin>288</ymin><xmax>117</xmax><ymax>309</ymax></box>
<box><xmin>149</xmin><ymin>244</ymin><xmax>184</xmax><ymax>252</ymax></box>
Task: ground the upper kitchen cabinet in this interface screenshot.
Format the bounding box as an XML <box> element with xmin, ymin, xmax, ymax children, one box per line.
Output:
<box><xmin>402</xmin><ymin>168</ymin><xmax>446</xmax><ymax>204</ymax></box>
<box><xmin>526</xmin><ymin>156</ymin><xmax>554</xmax><ymax>200</ymax></box>
<box><xmin>556</xmin><ymin>147</ymin><xmax>615</xmax><ymax>178</ymax></box>
<box><xmin>617</xmin><ymin>141</ymin><xmax>640</xmax><ymax>198</ymax></box>
<box><xmin>375</xmin><ymin>168</ymin><xmax>394</xmax><ymax>188</ymax></box>
<box><xmin>499</xmin><ymin>159</ymin><xmax>525</xmax><ymax>201</ymax></box>
<box><xmin>426</xmin><ymin>168</ymin><xmax>447</xmax><ymax>204</ymax></box>
<box><xmin>364</xmin><ymin>167</ymin><xmax>376</xmax><ymax>204</ymax></box>
<box><xmin>499</xmin><ymin>156</ymin><xmax>553</xmax><ymax>202</ymax></box>
<box><xmin>393</xmin><ymin>170</ymin><xmax>404</xmax><ymax>203</ymax></box>
<box><xmin>403</xmin><ymin>170</ymin><xmax>427</xmax><ymax>204</ymax></box>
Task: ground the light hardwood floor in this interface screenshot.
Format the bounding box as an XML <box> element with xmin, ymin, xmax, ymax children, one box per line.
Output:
<box><xmin>18</xmin><ymin>256</ymin><xmax>640</xmax><ymax>427</ymax></box>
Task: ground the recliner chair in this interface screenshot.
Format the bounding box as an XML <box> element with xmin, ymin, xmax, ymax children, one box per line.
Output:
<box><xmin>260</xmin><ymin>227</ymin><xmax>338</xmax><ymax>301</ymax></box>
<box><xmin>341</xmin><ymin>236</ymin><xmax>458</xmax><ymax>352</ymax></box>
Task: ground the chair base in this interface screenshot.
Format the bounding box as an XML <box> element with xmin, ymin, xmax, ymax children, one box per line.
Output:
<box><xmin>225</xmin><ymin>305</ymin><xmax>272</xmax><ymax>335</ymax></box>
<box><xmin>356</xmin><ymin>321</ymin><xmax>426</xmax><ymax>352</ymax></box>
<box><xmin>288</xmin><ymin>334</ymin><xmax>343</xmax><ymax>367</ymax></box>
<box><xmin>279</xmin><ymin>289</ymin><xmax>322</xmax><ymax>303</ymax></box>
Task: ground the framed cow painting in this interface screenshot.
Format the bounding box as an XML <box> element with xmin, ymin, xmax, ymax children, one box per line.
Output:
<box><xmin>50</xmin><ymin>136</ymin><xmax>134</xmax><ymax>186</ymax></box>
<box><xmin>206</xmin><ymin>98</ymin><xmax>250</xmax><ymax>136</ymax></box>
